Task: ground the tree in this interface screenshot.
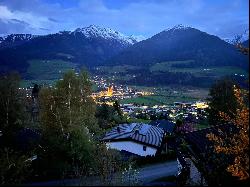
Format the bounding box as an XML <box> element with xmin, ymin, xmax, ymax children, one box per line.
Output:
<box><xmin>37</xmin><ymin>70</ymin><xmax>100</xmax><ymax>178</ymax></box>
<box><xmin>96</xmin><ymin>101</ymin><xmax>126</xmax><ymax>129</ymax></box>
<box><xmin>113</xmin><ymin>100</ymin><xmax>123</xmax><ymax>117</ymax></box>
<box><xmin>0</xmin><ymin>72</ymin><xmax>33</xmax><ymax>184</ymax></box>
<box><xmin>0</xmin><ymin>148</ymin><xmax>32</xmax><ymax>185</ymax></box>
<box><xmin>207</xmin><ymin>78</ymin><xmax>239</xmax><ymax>125</ymax></box>
<box><xmin>207</xmin><ymin>86</ymin><xmax>249</xmax><ymax>181</ymax></box>
<box><xmin>0</xmin><ymin>72</ymin><xmax>26</xmax><ymax>144</ymax></box>
<box><xmin>96</xmin><ymin>104</ymin><xmax>115</xmax><ymax>129</ymax></box>
<box><xmin>207</xmin><ymin>41</ymin><xmax>249</xmax><ymax>181</ymax></box>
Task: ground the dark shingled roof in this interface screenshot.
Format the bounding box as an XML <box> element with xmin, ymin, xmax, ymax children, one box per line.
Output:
<box><xmin>184</xmin><ymin>123</ymin><xmax>238</xmax><ymax>154</ymax></box>
<box><xmin>102</xmin><ymin>123</ymin><xmax>164</xmax><ymax>148</ymax></box>
<box><xmin>178</xmin><ymin>123</ymin><xmax>242</xmax><ymax>185</ymax></box>
<box><xmin>149</xmin><ymin>120</ymin><xmax>175</xmax><ymax>133</ymax></box>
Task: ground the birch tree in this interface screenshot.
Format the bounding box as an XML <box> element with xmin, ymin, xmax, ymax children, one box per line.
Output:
<box><xmin>38</xmin><ymin>70</ymin><xmax>99</xmax><ymax>177</ymax></box>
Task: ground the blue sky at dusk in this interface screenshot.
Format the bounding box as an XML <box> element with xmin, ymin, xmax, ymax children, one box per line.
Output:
<box><xmin>0</xmin><ymin>0</ymin><xmax>248</xmax><ymax>40</ymax></box>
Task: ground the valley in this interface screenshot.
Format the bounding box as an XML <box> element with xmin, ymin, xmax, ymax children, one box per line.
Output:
<box><xmin>0</xmin><ymin>25</ymin><xmax>248</xmax><ymax>89</ymax></box>
<box><xmin>0</xmin><ymin>1</ymin><xmax>248</xmax><ymax>184</ymax></box>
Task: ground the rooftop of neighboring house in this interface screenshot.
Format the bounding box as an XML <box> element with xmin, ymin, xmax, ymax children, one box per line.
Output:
<box><xmin>177</xmin><ymin>123</ymin><xmax>244</xmax><ymax>185</ymax></box>
<box><xmin>101</xmin><ymin>123</ymin><xmax>164</xmax><ymax>148</ymax></box>
<box><xmin>184</xmin><ymin>123</ymin><xmax>238</xmax><ymax>154</ymax></box>
<box><xmin>149</xmin><ymin>120</ymin><xmax>176</xmax><ymax>134</ymax></box>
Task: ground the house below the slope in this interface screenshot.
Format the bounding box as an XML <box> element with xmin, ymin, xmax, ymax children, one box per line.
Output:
<box><xmin>176</xmin><ymin>123</ymin><xmax>246</xmax><ymax>186</ymax></box>
<box><xmin>101</xmin><ymin>123</ymin><xmax>165</xmax><ymax>157</ymax></box>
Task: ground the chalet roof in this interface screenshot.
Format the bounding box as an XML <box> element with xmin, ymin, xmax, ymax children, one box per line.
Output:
<box><xmin>178</xmin><ymin>123</ymin><xmax>241</xmax><ymax>185</ymax></box>
<box><xmin>184</xmin><ymin>123</ymin><xmax>238</xmax><ymax>154</ymax></box>
<box><xmin>102</xmin><ymin>123</ymin><xmax>164</xmax><ymax>148</ymax></box>
<box><xmin>149</xmin><ymin>120</ymin><xmax>175</xmax><ymax>133</ymax></box>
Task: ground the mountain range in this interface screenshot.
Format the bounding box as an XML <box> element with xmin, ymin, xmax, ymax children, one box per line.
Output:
<box><xmin>0</xmin><ymin>24</ymin><xmax>248</xmax><ymax>87</ymax></box>
<box><xmin>108</xmin><ymin>25</ymin><xmax>248</xmax><ymax>69</ymax></box>
<box><xmin>0</xmin><ymin>25</ymin><xmax>142</xmax><ymax>74</ymax></box>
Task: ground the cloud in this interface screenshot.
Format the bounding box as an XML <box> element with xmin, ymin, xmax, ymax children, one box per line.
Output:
<box><xmin>0</xmin><ymin>4</ymin><xmax>59</xmax><ymax>34</ymax></box>
<box><xmin>39</xmin><ymin>27</ymin><xmax>50</xmax><ymax>31</ymax></box>
<box><xmin>0</xmin><ymin>0</ymin><xmax>248</xmax><ymax>40</ymax></box>
<box><xmin>10</xmin><ymin>19</ymin><xmax>30</xmax><ymax>26</ymax></box>
<box><xmin>48</xmin><ymin>18</ymin><xmax>60</xmax><ymax>23</ymax></box>
<box><xmin>0</xmin><ymin>19</ymin><xmax>30</xmax><ymax>34</ymax></box>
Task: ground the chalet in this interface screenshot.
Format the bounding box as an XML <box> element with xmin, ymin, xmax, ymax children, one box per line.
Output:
<box><xmin>101</xmin><ymin>123</ymin><xmax>164</xmax><ymax>157</ymax></box>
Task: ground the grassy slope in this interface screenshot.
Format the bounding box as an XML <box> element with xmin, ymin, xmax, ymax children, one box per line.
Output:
<box><xmin>26</xmin><ymin>59</ymin><xmax>77</xmax><ymax>80</ymax></box>
<box><xmin>21</xmin><ymin>59</ymin><xmax>77</xmax><ymax>87</ymax></box>
<box><xmin>120</xmin><ymin>95</ymin><xmax>197</xmax><ymax>106</ymax></box>
<box><xmin>120</xmin><ymin>86</ymin><xmax>209</xmax><ymax>106</ymax></box>
<box><xmin>150</xmin><ymin>61</ymin><xmax>249</xmax><ymax>77</ymax></box>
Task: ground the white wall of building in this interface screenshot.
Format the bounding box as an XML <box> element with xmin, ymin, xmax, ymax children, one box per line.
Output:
<box><xmin>106</xmin><ymin>141</ymin><xmax>157</xmax><ymax>157</ymax></box>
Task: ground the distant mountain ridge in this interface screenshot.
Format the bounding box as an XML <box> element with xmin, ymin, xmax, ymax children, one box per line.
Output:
<box><xmin>0</xmin><ymin>34</ymin><xmax>39</xmax><ymax>49</ymax></box>
<box><xmin>71</xmin><ymin>25</ymin><xmax>140</xmax><ymax>45</ymax></box>
<box><xmin>0</xmin><ymin>25</ymin><xmax>141</xmax><ymax>49</ymax></box>
<box><xmin>0</xmin><ymin>25</ymin><xmax>140</xmax><ymax>73</ymax></box>
<box><xmin>0</xmin><ymin>24</ymin><xmax>248</xmax><ymax>87</ymax></box>
<box><xmin>107</xmin><ymin>24</ymin><xmax>248</xmax><ymax>69</ymax></box>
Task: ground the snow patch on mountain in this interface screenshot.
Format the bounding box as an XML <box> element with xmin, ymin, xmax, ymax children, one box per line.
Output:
<box><xmin>164</xmin><ymin>24</ymin><xmax>192</xmax><ymax>32</ymax></box>
<box><xmin>72</xmin><ymin>25</ymin><xmax>140</xmax><ymax>45</ymax></box>
<box><xmin>0</xmin><ymin>34</ymin><xmax>38</xmax><ymax>44</ymax></box>
<box><xmin>129</xmin><ymin>35</ymin><xmax>147</xmax><ymax>42</ymax></box>
<box><xmin>223</xmin><ymin>30</ymin><xmax>249</xmax><ymax>44</ymax></box>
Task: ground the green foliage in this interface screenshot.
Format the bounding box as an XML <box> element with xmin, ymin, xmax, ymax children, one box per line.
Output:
<box><xmin>176</xmin><ymin>119</ymin><xmax>183</xmax><ymax>127</ymax></box>
<box><xmin>96</xmin><ymin>104</ymin><xmax>116</xmax><ymax>129</ymax></box>
<box><xmin>150</xmin><ymin>60</ymin><xmax>195</xmax><ymax>72</ymax></box>
<box><xmin>196</xmin><ymin>118</ymin><xmax>209</xmax><ymax>130</ymax></box>
<box><xmin>113</xmin><ymin>100</ymin><xmax>123</xmax><ymax>117</ymax></box>
<box><xmin>0</xmin><ymin>148</ymin><xmax>32</xmax><ymax>185</ymax></box>
<box><xmin>0</xmin><ymin>73</ymin><xmax>33</xmax><ymax>184</ymax></box>
<box><xmin>0</xmin><ymin>73</ymin><xmax>26</xmax><ymax>140</ymax></box>
<box><xmin>126</xmin><ymin>118</ymin><xmax>151</xmax><ymax>124</ymax></box>
<box><xmin>121</xmin><ymin>162</ymin><xmax>140</xmax><ymax>186</ymax></box>
<box><xmin>38</xmin><ymin>70</ymin><xmax>100</xmax><ymax>178</ymax></box>
<box><xmin>121</xmin><ymin>95</ymin><xmax>197</xmax><ymax>106</ymax></box>
<box><xmin>94</xmin><ymin>145</ymin><xmax>126</xmax><ymax>185</ymax></box>
<box><xmin>207</xmin><ymin>77</ymin><xmax>238</xmax><ymax>125</ymax></box>
<box><xmin>96</xmin><ymin>102</ymin><xmax>126</xmax><ymax>129</ymax></box>
<box><xmin>150</xmin><ymin>61</ymin><xmax>248</xmax><ymax>77</ymax></box>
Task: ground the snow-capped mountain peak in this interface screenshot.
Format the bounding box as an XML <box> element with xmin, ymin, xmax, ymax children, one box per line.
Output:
<box><xmin>129</xmin><ymin>35</ymin><xmax>146</xmax><ymax>42</ymax></box>
<box><xmin>0</xmin><ymin>34</ymin><xmax>38</xmax><ymax>46</ymax></box>
<box><xmin>223</xmin><ymin>30</ymin><xmax>249</xmax><ymax>44</ymax></box>
<box><xmin>164</xmin><ymin>24</ymin><xmax>192</xmax><ymax>32</ymax></box>
<box><xmin>72</xmin><ymin>25</ymin><xmax>139</xmax><ymax>45</ymax></box>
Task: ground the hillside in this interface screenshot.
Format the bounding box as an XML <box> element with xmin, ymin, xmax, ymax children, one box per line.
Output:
<box><xmin>0</xmin><ymin>25</ymin><xmax>248</xmax><ymax>88</ymax></box>
<box><xmin>0</xmin><ymin>25</ymin><xmax>138</xmax><ymax>75</ymax></box>
<box><xmin>108</xmin><ymin>25</ymin><xmax>248</xmax><ymax>69</ymax></box>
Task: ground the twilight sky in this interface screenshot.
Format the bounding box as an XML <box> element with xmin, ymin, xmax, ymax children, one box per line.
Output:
<box><xmin>0</xmin><ymin>0</ymin><xmax>249</xmax><ymax>40</ymax></box>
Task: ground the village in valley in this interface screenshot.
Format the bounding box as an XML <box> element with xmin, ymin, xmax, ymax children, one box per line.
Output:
<box><xmin>2</xmin><ymin>63</ymin><xmax>248</xmax><ymax>186</ymax></box>
<box><xmin>0</xmin><ymin>1</ymin><xmax>248</xmax><ymax>185</ymax></box>
<box><xmin>18</xmin><ymin>74</ymin><xmax>214</xmax><ymax>186</ymax></box>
